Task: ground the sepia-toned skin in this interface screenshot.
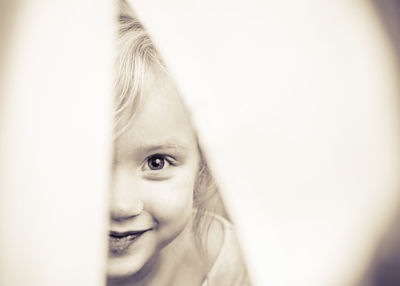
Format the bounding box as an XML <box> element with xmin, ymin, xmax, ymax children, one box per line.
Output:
<box><xmin>107</xmin><ymin>67</ymin><xmax>204</xmax><ymax>285</ymax></box>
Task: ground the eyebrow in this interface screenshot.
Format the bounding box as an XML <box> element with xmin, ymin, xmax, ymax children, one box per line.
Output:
<box><xmin>140</xmin><ymin>143</ymin><xmax>189</xmax><ymax>154</ymax></box>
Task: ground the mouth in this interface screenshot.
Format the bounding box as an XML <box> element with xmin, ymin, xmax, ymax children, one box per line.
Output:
<box><xmin>108</xmin><ymin>230</ymin><xmax>150</xmax><ymax>255</ymax></box>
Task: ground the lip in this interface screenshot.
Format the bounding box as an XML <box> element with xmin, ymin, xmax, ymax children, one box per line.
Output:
<box><xmin>108</xmin><ymin>229</ymin><xmax>151</xmax><ymax>255</ymax></box>
<box><xmin>109</xmin><ymin>230</ymin><xmax>148</xmax><ymax>238</ymax></box>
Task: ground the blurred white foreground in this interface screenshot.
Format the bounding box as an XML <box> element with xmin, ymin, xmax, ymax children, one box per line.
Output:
<box><xmin>0</xmin><ymin>1</ymin><xmax>113</xmax><ymax>285</ymax></box>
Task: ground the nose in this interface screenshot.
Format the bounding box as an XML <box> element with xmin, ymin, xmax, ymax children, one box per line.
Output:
<box><xmin>110</xmin><ymin>166</ymin><xmax>144</xmax><ymax>221</ymax></box>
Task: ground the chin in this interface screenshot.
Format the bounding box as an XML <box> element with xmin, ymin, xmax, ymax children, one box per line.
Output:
<box><xmin>108</xmin><ymin>249</ymin><xmax>153</xmax><ymax>278</ymax></box>
<box><xmin>107</xmin><ymin>244</ymin><xmax>162</xmax><ymax>283</ymax></box>
<box><xmin>108</xmin><ymin>256</ymin><xmax>142</xmax><ymax>278</ymax></box>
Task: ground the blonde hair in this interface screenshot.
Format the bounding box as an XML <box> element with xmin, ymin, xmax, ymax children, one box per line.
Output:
<box><xmin>114</xmin><ymin>0</ymin><xmax>228</xmax><ymax>262</ymax></box>
<box><xmin>113</xmin><ymin>1</ymin><xmax>164</xmax><ymax>138</ymax></box>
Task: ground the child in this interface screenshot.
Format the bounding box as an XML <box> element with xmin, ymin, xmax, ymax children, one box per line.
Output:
<box><xmin>107</xmin><ymin>1</ymin><xmax>250</xmax><ymax>285</ymax></box>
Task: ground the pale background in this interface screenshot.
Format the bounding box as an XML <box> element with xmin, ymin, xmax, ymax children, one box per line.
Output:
<box><xmin>1</xmin><ymin>1</ymin><xmax>400</xmax><ymax>285</ymax></box>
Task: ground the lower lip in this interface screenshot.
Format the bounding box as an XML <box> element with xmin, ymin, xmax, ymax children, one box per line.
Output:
<box><xmin>109</xmin><ymin>232</ymin><xmax>147</xmax><ymax>255</ymax></box>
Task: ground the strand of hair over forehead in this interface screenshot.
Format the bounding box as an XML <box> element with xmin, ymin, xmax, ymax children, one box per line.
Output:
<box><xmin>114</xmin><ymin>1</ymin><xmax>166</xmax><ymax>139</ymax></box>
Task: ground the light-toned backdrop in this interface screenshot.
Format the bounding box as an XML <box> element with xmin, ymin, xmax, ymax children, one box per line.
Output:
<box><xmin>129</xmin><ymin>0</ymin><xmax>400</xmax><ymax>285</ymax></box>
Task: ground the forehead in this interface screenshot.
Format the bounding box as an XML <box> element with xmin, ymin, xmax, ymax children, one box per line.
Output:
<box><xmin>115</xmin><ymin>68</ymin><xmax>197</xmax><ymax>157</ymax></box>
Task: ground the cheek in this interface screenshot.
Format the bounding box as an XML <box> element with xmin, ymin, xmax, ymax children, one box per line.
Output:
<box><xmin>142</xmin><ymin>170</ymin><xmax>196</xmax><ymax>225</ymax></box>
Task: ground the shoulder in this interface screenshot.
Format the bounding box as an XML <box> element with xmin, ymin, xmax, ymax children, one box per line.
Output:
<box><xmin>204</xmin><ymin>214</ymin><xmax>251</xmax><ymax>286</ymax></box>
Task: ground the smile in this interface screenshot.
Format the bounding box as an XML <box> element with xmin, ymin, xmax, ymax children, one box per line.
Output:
<box><xmin>109</xmin><ymin>230</ymin><xmax>150</xmax><ymax>255</ymax></box>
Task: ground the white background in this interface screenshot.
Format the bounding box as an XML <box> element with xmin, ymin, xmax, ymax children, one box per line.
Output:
<box><xmin>130</xmin><ymin>0</ymin><xmax>400</xmax><ymax>285</ymax></box>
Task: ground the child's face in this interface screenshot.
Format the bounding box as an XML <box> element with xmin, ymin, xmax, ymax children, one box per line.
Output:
<box><xmin>107</xmin><ymin>68</ymin><xmax>200</xmax><ymax>278</ymax></box>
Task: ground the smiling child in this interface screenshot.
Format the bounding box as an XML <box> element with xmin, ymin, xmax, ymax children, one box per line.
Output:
<box><xmin>106</xmin><ymin>1</ymin><xmax>250</xmax><ymax>285</ymax></box>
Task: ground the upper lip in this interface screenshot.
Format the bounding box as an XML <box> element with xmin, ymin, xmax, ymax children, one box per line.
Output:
<box><xmin>109</xmin><ymin>230</ymin><xmax>150</xmax><ymax>238</ymax></box>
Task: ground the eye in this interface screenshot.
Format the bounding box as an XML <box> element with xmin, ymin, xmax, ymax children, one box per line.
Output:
<box><xmin>144</xmin><ymin>154</ymin><xmax>176</xmax><ymax>171</ymax></box>
<box><xmin>147</xmin><ymin>155</ymin><xmax>165</xmax><ymax>170</ymax></box>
